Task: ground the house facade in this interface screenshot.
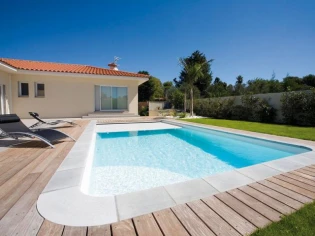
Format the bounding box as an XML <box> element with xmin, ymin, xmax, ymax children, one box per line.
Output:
<box><xmin>0</xmin><ymin>58</ymin><xmax>149</xmax><ymax>118</ymax></box>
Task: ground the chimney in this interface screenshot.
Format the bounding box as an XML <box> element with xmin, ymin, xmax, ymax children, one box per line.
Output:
<box><xmin>108</xmin><ymin>62</ymin><xmax>118</xmax><ymax>71</ymax></box>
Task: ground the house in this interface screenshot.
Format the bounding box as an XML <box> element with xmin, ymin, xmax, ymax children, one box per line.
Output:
<box><xmin>0</xmin><ymin>58</ymin><xmax>149</xmax><ymax>118</ymax></box>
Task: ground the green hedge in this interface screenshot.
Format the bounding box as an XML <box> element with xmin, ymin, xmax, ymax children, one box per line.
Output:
<box><xmin>281</xmin><ymin>89</ymin><xmax>315</xmax><ymax>126</ymax></box>
<box><xmin>193</xmin><ymin>94</ymin><xmax>276</xmax><ymax>123</ymax></box>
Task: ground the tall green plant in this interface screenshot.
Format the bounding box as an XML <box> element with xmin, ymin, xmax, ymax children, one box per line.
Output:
<box><xmin>179</xmin><ymin>58</ymin><xmax>211</xmax><ymax>116</ymax></box>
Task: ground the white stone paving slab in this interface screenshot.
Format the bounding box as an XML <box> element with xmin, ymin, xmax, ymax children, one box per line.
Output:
<box><xmin>164</xmin><ymin>178</ymin><xmax>219</xmax><ymax>204</ymax></box>
<box><xmin>43</xmin><ymin>168</ymin><xmax>84</xmax><ymax>193</ymax></box>
<box><xmin>301</xmin><ymin>151</ymin><xmax>315</xmax><ymax>159</ymax></box>
<box><xmin>116</xmin><ymin>186</ymin><xmax>176</xmax><ymax>220</ymax></box>
<box><xmin>37</xmin><ymin>187</ymin><xmax>117</xmax><ymax>226</ymax></box>
<box><xmin>287</xmin><ymin>153</ymin><xmax>315</xmax><ymax>166</ymax></box>
<box><xmin>58</xmin><ymin>155</ymin><xmax>87</xmax><ymax>171</ymax></box>
<box><xmin>263</xmin><ymin>157</ymin><xmax>305</xmax><ymax>172</ymax></box>
<box><xmin>203</xmin><ymin>170</ymin><xmax>255</xmax><ymax>192</ymax></box>
<box><xmin>96</xmin><ymin>122</ymin><xmax>181</xmax><ymax>133</ymax></box>
<box><xmin>237</xmin><ymin>164</ymin><xmax>282</xmax><ymax>181</ymax></box>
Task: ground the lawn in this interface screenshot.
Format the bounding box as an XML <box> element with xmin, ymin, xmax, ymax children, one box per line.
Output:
<box><xmin>251</xmin><ymin>202</ymin><xmax>315</xmax><ymax>236</ymax></box>
<box><xmin>183</xmin><ymin>118</ymin><xmax>315</xmax><ymax>141</ymax></box>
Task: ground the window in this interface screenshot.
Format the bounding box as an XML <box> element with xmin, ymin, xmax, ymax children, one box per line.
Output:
<box><xmin>18</xmin><ymin>82</ymin><xmax>29</xmax><ymax>97</ymax></box>
<box><xmin>35</xmin><ymin>83</ymin><xmax>45</xmax><ymax>97</ymax></box>
<box><xmin>100</xmin><ymin>86</ymin><xmax>128</xmax><ymax>110</ymax></box>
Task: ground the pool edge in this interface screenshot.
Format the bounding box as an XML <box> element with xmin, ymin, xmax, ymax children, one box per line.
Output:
<box><xmin>37</xmin><ymin>120</ymin><xmax>315</xmax><ymax>226</ymax></box>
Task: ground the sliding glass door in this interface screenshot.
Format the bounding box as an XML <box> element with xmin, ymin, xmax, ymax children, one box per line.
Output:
<box><xmin>100</xmin><ymin>86</ymin><xmax>128</xmax><ymax>110</ymax></box>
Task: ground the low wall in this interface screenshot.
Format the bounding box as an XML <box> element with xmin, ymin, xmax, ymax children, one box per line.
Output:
<box><xmin>149</xmin><ymin>101</ymin><xmax>171</xmax><ymax>111</ymax></box>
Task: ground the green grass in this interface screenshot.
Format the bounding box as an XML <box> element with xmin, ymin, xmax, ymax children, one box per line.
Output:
<box><xmin>251</xmin><ymin>202</ymin><xmax>315</xmax><ymax>236</ymax></box>
<box><xmin>183</xmin><ymin>118</ymin><xmax>315</xmax><ymax>141</ymax></box>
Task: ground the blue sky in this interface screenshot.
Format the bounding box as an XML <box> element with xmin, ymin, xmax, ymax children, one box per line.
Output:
<box><xmin>1</xmin><ymin>0</ymin><xmax>314</xmax><ymax>84</ymax></box>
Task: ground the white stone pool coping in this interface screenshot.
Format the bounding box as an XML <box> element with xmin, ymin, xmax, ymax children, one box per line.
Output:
<box><xmin>37</xmin><ymin>119</ymin><xmax>315</xmax><ymax>227</ymax></box>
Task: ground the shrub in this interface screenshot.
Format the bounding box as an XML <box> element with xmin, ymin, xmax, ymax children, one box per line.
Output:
<box><xmin>194</xmin><ymin>94</ymin><xmax>276</xmax><ymax>123</ymax></box>
<box><xmin>194</xmin><ymin>98</ymin><xmax>234</xmax><ymax>119</ymax></box>
<box><xmin>230</xmin><ymin>105</ymin><xmax>249</xmax><ymax>120</ymax></box>
<box><xmin>281</xmin><ymin>89</ymin><xmax>315</xmax><ymax>126</ymax></box>
<box><xmin>241</xmin><ymin>94</ymin><xmax>276</xmax><ymax>123</ymax></box>
<box><xmin>167</xmin><ymin>88</ymin><xmax>184</xmax><ymax>109</ymax></box>
<box><xmin>139</xmin><ymin>106</ymin><xmax>148</xmax><ymax>116</ymax></box>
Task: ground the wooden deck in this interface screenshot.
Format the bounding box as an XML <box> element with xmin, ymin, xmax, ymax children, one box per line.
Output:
<box><xmin>0</xmin><ymin>121</ymin><xmax>314</xmax><ymax>236</ymax></box>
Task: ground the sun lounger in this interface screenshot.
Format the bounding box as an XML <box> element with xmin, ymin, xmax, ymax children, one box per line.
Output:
<box><xmin>0</xmin><ymin>114</ymin><xmax>75</xmax><ymax>148</ymax></box>
<box><xmin>29</xmin><ymin>112</ymin><xmax>79</xmax><ymax>128</ymax></box>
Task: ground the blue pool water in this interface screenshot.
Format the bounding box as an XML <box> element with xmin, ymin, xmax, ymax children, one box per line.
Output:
<box><xmin>86</xmin><ymin>125</ymin><xmax>310</xmax><ymax>196</ymax></box>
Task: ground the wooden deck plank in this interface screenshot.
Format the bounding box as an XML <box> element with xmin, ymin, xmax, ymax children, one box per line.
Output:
<box><xmin>282</xmin><ymin>172</ymin><xmax>315</xmax><ymax>187</ymax></box>
<box><xmin>187</xmin><ymin>200</ymin><xmax>241</xmax><ymax>236</ymax></box>
<box><xmin>0</xmin><ymin>144</ymin><xmax>36</xmax><ymax>163</ymax></box>
<box><xmin>267</xmin><ymin>177</ymin><xmax>315</xmax><ymax>199</ymax></box>
<box><xmin>133</xmin><ymin>214</ymin><xmax>163</xmax><ymax>236</ymax></box>
<box><xmin>249</xmin><ymin>182</ymin><xmax>303</xmax><ymax>210</ymax></box>
<box><xmin>11</xmin><ymin>202</ymin><xmax>44</xmax><ymax>236</ymax></box>
<box><xmin>153</xmin><ymin>208</ymin><xmax>189</xmax><ymax>236</ymax></box>
<box><xmin>0</xmin><ymin>148</ymin><xmax>26</xmax><ymax>162</ymax></box>
<box><xmin>303</xmin><ymin>166</ymin><xmax>315</xmax><ymax>173</ymax></box>
<box><xmin>87</xmin><ymin>225</ymin><xmax>111</xmax><ymax>236</ymax></box>
<box><xmin>172</xmin><ymin>204</ymin><xmax>216</xmax><ymax>236</ymax></box>
<box><xmin>0</xmin><ymin>146</ymin><xmax>43</xmax><ymax>187</ymax></box>
<box><xmin>0</xmin><ymin>142</ymin><xmax>43</xmax><ymax>164</ymax></box>
<box><xmin>239</xmin><ymin>185</ymin><xmax>295</xmax><ymax>215</ymax></box>
<box><xmin>202</xmin><ymin>196</ymin><xmax>256</xmax><ymax>235</ymax></box>
<box><xmin>0</xmin><ymin>141</ymin><xmax>77</xmax><ymax>236</ymax></box>
<box><xmin>215</xmin><ymin>192</ymin><xmax>270</xmax><ymax>228</ymax></box>
<box><xmin>259</xmin><ymin>179</ymin><xmax>312</xmax><ymax>204</ymax></box>
<box><xmin>0</xmin><ymin>173</ymin><xmax>40</xmax><ymax>219</ymax></box>
<box><xmin>291</xmin><ymin>170</ymin><xmax>315</xmax><ymax>181</ymax></box>
<box><xmin>228</xmin><ymin>188</ymin><xmax>281</xmax><ymax>222</ymax></box>
<box><xmin>296</xmin><ymin>169</ymin><xmax>315</xmax><ymax>177</ymax></box>
<box><xmin>275</xmin><ymin>175</ymin><xmax>315</xmax><ymax>192</ymax></box>
<box><xmin>37</xmin><ymin>220</ymin><xmax>64</xmax><ymax>236</ymax></box>
<box><xmin>112</xmin><ymin>219</ymin><xmax>136</xmax><ymax>236</ymax></box>
<box><xmin>0</xmin><ymin>122</ymin><xmax>87</xmax><ymax>236</ymax></box>
<box><xmin>30</xmin><ymin>143</ymin><xmax>67</xmax><ymax>174</ymax></box>
<box><xmin>0</xmin><ymin>161</ymin><xmax>21</xmax><ymax>177</ymax></box>
<box><xmin>0</xmin><ymin>146</ymin><xmax>56</xmax><ymax>199</ymax></box>
<box><xmin>63</xmin><ymin>226</ymin><xmax>87</xmax><ymax>236</ymax></box>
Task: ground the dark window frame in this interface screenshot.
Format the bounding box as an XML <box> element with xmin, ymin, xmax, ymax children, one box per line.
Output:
<box><xmin>18</xmin><ymin>82</ymin><xmax>29</xmax><ymax>97</ymax></box>
<box><xmin>35</xmin><ymin>83</ymin><xmax>45</xmax><ymax>97</ymax></box>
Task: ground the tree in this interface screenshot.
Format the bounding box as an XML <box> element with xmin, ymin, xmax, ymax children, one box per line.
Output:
<box><xmin>207</xmin><ymin>77</ymin><xmax>229</xmax><ymax>97</ymax></box>
<box><xmin>167</xmin><ymin>87</ymin><xmax>184</xmax><ymax>109</ymax></box>
<box><xmin>236</xmin><ymin>75</ymin><xmax>243</xmax><ymax>84</ymax></box>
<box><xmin>148</xmin><ymin>77</ymin><xmax>164</xmax><ymax>100</ymax></box>
<box><xmin>234</xmin><ymin>75</ymin><xmax>245</xmax><ymax>95</ymax></box>
<box><xmin>214</xmin><ymin>77</ymin><xmax>221</xmax><ymax>84</ymax></box>
<box><xmin>179</xmin><ymin>57</ymin><xmax>209</xmax><ymax>116</ymax></box>
<box><xmin>282</xmin><ymin>76</ymin><xmax>304</xmax><ymax>91</ymax></box>
<box><xmin>176</xmin><ymin>51</ymin><xmax>213</xmax><ymax>96</ymax></box>
<box><xmin>138</xmin><ymin>71</ymin><xmax>149</xmax><ymax>75</ymax></box>
<box><xmin>138</xmin><ymin>71</ymin><xmax>164</xmax><ymax>101</ymax></box>
<box><xmin>138</xmin><ymin>71</ymin><xmax>151</xmax><ymax>101</ymax></box>
<box><xmin>163</xmin><ymin>81</ymin><xmax>173</xmax><ymax>99</ymax></box>
<box><xmin>302</xmin><ymin>74</ymin><xmax>315</xmax><ymax>87</ymax></box>
<box><xmin>179</xmin><ymin>82</ymin><xmax>190</xmax><ymax>112</ymax></box>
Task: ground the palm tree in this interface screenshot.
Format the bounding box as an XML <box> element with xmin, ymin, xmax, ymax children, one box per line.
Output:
<box><xmin>179</xmin><ymin>82</ymin><xmax>189</xmax><ymax>113</ymax></box>
<box><xmin>179</xmin><ymin>58</ymin><xmax>208</xmax><ymax>116</ymax></box>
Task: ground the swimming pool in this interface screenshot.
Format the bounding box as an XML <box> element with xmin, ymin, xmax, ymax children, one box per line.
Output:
<box><xmin>84</xmin><ymin>123</ymin><xmax>310</xmax><ymax>196</ymax></box>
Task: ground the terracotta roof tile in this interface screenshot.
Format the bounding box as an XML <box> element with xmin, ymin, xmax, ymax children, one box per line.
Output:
<box><xmin>0</xmin><ymin>58</ymin><xmax>149</xmax><ymax>78</ymax></box>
